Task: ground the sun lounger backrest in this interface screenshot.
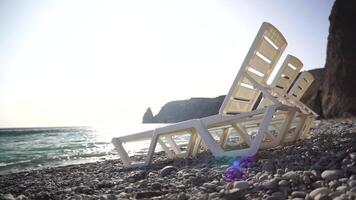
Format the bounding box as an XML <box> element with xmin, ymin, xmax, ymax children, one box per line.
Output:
<box><xmin>258</xmin><ymin>55</ymin><xmax>303</xmax><ymax>107</ymax></box>
<box><xmin>270</xmin><ymin>55</ymin><xmax>303</xmax><ymax>95</ymax></box>
<box><xmin>219</xmin><ymin>22</ymin><xmax>287</xmax><ymax>114</ymax></box>
<box><xmin>288</xmin><ymin>71</ymin><xmax>314</xmax><ymax>100</ymax></box>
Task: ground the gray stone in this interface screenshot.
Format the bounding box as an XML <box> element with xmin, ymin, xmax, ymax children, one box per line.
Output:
<box><xmin>177</xmin><ymin>192</ymin><xmax>187</xmax><ymax>200</ymax></box>
<box><xmin>333</xmin><ymin>194</ymin><xmax>350</xmax><ymax>200</ymax></box>
<box><xmin>314</xmin><ymin>193</ymin><xmax>329</xmax><ymax>200</ymax></box>
<box><xmin>134</xmin><ymin>191</ymin><xmax>164</xmax><ymax>199</ymax></box>
<box><xmin>118</xmin><ymin>192</ymin><xmax>130</xmax><ymax>198</ymax></box>
<box><xmin>271</xmin><ymin>192</ymin><xmax>285</xmax><ymax>199</ymax></box>
<box><xmin>208</xmin><ymin>192</ymin><xmax>219</xmax><ymax>199</ymax></box>
<box><xmin>312</xmin><ymin>180</ymin><xmax>324</xmax><ymax>188</ymax></box>
<box><xmin>15</xmin><ymin>195</ymin><xmax>28</xmax><ymax>200</ymax></box>
<box><xmin>202</xmin><ymin>182</ymin><xmax>217</xmax><ymax>191</ymax></box>
<box><xmin>348</xmin><ymin>180</ymin><xmax>356</xmax><ymax>187</ymax></box>
<box><xmin>233</xmin><ymin>181</ymin><xmax>249</xmax><ymax>190</ymax></box>
<box><xmin>303</xmin><ymin>175</ymin><xmax>312</xmax><ymax>184</ymax></box>
<box><xmin>265</xmin><ymin>196</ymin><xmax>283</xmax><ymax>200</ymax></box>
<box><xmin>276</xmin><ymin>169</ymin><xmax>284</xmax><ymax>175</ymax></box>
<box><xmin>291</xmin><ymin>191</ymin><xmax>306</xmax><ymax>198</ymax></box>
<box><xmin>336</xmin><ymin>185</ymin><xmax>347</xmax><ymax>192</ymax></box>
<box><xmin>127</xmin><ymin>170</ymin><xmax>146</xmax><ymax>182</ymax></box>
<box><xmin>309</xmin><ymin>187</ymin><xmax>330</xmax><ymax>199</ymax></box>
<box><xmin>321</xmin><ymin>169</ymin><xmax>344</xmax><ymax>180</ymax></box>
<box><xmin>0</xmin><ymin>194</ymin><xmax>15</xmax><ymax>200</ymax></box>
<box><xmin>328</xmin><ymin>191</ymin><xmax>343</xmax><ymax>199</ymax></box>
<box><xmin>160</xmin><ymin>166</ymin><xmax>178</xmax><ymax>177</ymax></box>
<box><xmin>347</xmin><ymin>166</ymin><xmax>356</xmax><ymax>174</ymax></box>
<box><xmin>349</xmin><ymin>152</ymin><xmax>356</xmax><ymax>161</ymax></box>
<box><xmin>224</xmin><ymin>188</ymin><xmax>245</xmax><ymax>200</ymax></box>
<box><xmin>349</xmin><ymin>186</ymin><xmax>356</xmax><ymax>197</ymax></box>
<box><xmin>151</xmin><ymin>182</ymin><xmax>162</xmax><ymax>190</ymax></box>
<box><xmin>282</xmin><ymin>171</ymin><xmax>298</xmax><ymax>180</ymax></box>
<box><xmin>258</xmin><ymin>173</ymin><xmax>269</xmax><ymax>181</ymax></box>
<box><xmin>278</xmin><ymin>180</ymin><xmax>289</xmax><ymax>187</ymax></box>
<box><xmin>263</xmin><ymin>179</ymin><xmax>278</xmax><ymax>189</ymax></box>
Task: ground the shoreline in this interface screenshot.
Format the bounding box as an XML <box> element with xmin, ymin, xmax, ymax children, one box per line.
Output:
<box><xmin>1</xmin><ymin>118</ymin><xmax>356</xmax><ymax>200</ymax></box>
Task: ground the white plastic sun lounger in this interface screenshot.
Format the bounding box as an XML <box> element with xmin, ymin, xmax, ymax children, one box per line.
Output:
<box><xmin>219</xmin><ymin>54</ymin><xmax>305</xmax><ymax>149</ymax></box>
<box><xmin>112</xmin><ymin>22</ymin><xmax>317</xmax><ymax>168</ymax></box>
<box><xmin>209</xmin><ymin>56</ymin><xmax>316</xmax><ymax>151</ymax></box>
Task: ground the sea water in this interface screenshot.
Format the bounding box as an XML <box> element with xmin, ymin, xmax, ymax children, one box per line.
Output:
<box><xmin>0</xmin><ymin>124</ymin><xmax>168</xmax><ymax>174</ymax></box>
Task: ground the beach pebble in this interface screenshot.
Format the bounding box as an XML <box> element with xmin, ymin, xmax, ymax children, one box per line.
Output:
<box><xmin>151</xmin><ymin>182</ymin><xmax>161</xmax><ymax>190</ymax></box>
<box><xmin>160</xmin><ymin>166</ymin><xmax>178</xmax><ymax>177</ymax></box>
<box><xmin>282</xmin><ymin>171</ymin><xmax>298</xmax><ymax>180</ymax></box>
<box><xmin>262</xmin><ymin>179</ymin><xmax>278</xmax><ymax>189</ymax></box>
<box><xmin>348</xmin><ymin>180</ymin><xmax>356</xmax><ymax>187</ymax></box>
<box><xmin>291</xmin><ymin>191</ymin><xmax>306</xmax><ymax>198</ymax></box>
<box><xmin>15</xmin><ymin>195</ymin><xmax>28</xmax><ymax>200</ymax></box>
<box><xmin>127</xmin><ymin>170</ymin><xmax>146</xmax><ymax>182</ymax></box>
<box><xmin>0</xmin><ymin>194</ymin><xmax>15</xmax><ymax>200</ymax></box>
<box><xmin>223</xmin><ymin>188</ymin><xmax>245</xmax><ymax>200</ymax></box>
<box><xmin>233</xmin><ymin>181</ymin><xmax>249</xmax><ymax>190</ymax></box>
<box><xmin>34</xmin><ymin>192</ymin><xmax>51</xmax><ymax>200</ymax></box>
<box><xmin>349</xmin><ymin>187</ymin><xmax>356</xmax><ymax>197</ymax></box>
<box><xmin>134</xmin><ymin>191</ymin><xmax>164</xmax><ymax>199</ymax></box>
<box><xmin>309</xmin><ymin>187</ymin><xmax>330</xmax><ymax>199</ymax></box>
<box><xmin>258</xmin><ymin>173</ymin><xmax>269</xmax><ymax>181</ymax></box>
<box><xmin>73</xmin><ymin>186</ymin><xmax>94</xmax><ymax>195</ymax></box>
<box><xmin>321</xmin><ymin>169</ymin><xmax>344</xmax><ymax>180</ymax></box>
<box><xmin>202</xmin><ymin>182</ymin><xmax>216</xmax><ymax>191</ymax></box>
<box><xmin>278</xmin><ymin>179</ymin><xmax>289</xmax><ymax>187</ymax></box>
<box><xmin>332</xmin><ymin>194</ymin><xmax>350</xmax><ymax>200</ymax></box>
<box><xmin>349</xmin><ymin>152</ymin><xmax>356</xmax><ymax>161</ymax></box>
<box><xmin>271</xmin><ymin>191</ymin><xmax>285</xmax><ymax>199</ymax></box>
<box><xmin>177</xmin><ymin>192</ymin><xmax>187</xmax><ymax>200</ymax></box>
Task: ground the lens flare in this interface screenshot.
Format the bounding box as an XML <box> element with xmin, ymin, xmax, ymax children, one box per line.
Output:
<box><xmin>224</xmin><ymin>156</ymin><xmax>255</xmax><ymax>182</ymax></box>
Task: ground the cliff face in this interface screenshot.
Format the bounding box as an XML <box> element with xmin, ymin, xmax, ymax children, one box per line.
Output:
<box><xmin>142</xmin><ymin>96</ymin><xmax>225</xmax><ymax>123</ymax></box>
<box><xmin>300</xmin><ymin>68</ymin><xmax>323</xmax><ymax>117</ymax></box>
<box><xmin>321</xmin><ymin>0</ymin><xmax>356</xmax><ymax>118</ymax></box>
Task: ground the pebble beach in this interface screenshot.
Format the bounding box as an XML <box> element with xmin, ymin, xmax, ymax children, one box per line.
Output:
<box><xmin>1</xmin><ymin>118</ymin><xmax>356</xmax><ymax>200</ymax></box>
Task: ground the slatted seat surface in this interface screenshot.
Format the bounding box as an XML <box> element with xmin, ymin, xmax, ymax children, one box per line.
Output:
<box><xmin>219</xmin><ymin>22</ymin><xmax>287</xmax><ymax>114</ymax></box>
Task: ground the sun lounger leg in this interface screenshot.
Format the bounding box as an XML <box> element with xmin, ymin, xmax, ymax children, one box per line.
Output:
<box><xmin>195</xmin><ymin>120</ymin><xmax>224</xmax><ymax>157</ymax></box>
<box><xmin>295</xmin><ymin>115</ymin><xmax>313</xmax><ymax>140</ymax></box>
<box><xmin>112</xmin><ymin>139</ymin><xmax>131</xmax><ymax>167</ymax></box>
<box><xmin>192</xmin><ymin>135</ymin><xmax>202</xmax><ymax>157</ymax></box>
<box><xmin>157</xmin><ymin>138</ymin><xmax>175</xmax><ymax>159</ymax></box>
<box><xmin>248</xmin><ymin>106</ymin><xmax>275</xmax><ymax>156</ymax></box>
<box><xmin>275</xmin><ymin>110</ymin><xmax>296</xmax><ymax>146</ymax></box>
<box><xmin>166</xmin><ymin>136</ymin><xmax>181</xmax><ymax>155</ymax></box>
<box><xmin>219</xmin><ymin>128</ymin><xmax>229</xmax><ymax>148</ymax></box>
<box><xmin>145</xmin><ymin>130</ymin><xmax>159</xmax><ymax>166</ymax></box>
<box><xmin>232</xmin><ymin>124</ymin><xmax>252</xmax><ymax>146</ymax></box>
<box><xmin>186</xmin><ymin>131</ymin><xmax>198</xmax><ymax>157</ymax></box>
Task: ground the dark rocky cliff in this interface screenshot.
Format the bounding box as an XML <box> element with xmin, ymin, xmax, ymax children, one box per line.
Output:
<box><xmin>300</xmin><ymin>68</ymin><xmax>323</xmax><ymax>117</ymax></box>
<box><xmin>321</xmin><ymin>0</ymin><xmax>356</xmax><ymax>118</ymax></box>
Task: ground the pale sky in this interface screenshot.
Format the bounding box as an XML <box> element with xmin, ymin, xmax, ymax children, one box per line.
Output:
<box><xmin>0</xmin><ymin>0</ymin><xmax>334</xmax><ymax>128</ymax></box>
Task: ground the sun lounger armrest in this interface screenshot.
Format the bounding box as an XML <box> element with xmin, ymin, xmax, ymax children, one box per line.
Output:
<box><xmin>113</xmin><ymin>130</ymin><xmax>154</xmax><ymax>143</ymax></box>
